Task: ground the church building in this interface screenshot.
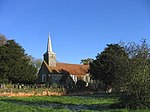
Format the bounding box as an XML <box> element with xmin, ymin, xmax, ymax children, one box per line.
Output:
<box><xmin>37</xmin><ymin>34</ymin><xmax>91</xmax><ymax>87</ymax></box>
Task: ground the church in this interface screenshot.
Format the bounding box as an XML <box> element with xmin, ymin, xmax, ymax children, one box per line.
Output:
<box><xmin>37</xmin><ymin>34</ymin><xmax>91</xmax><ymax>87</ymax></box>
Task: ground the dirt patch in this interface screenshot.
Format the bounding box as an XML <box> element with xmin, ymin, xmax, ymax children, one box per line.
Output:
<box><xmin>0</xmin><ymin>91</ymin><xmax>65</xmax><ymax>97</ymax></box>
<box><xmin>0</xmin><ymin>91</ymin><xmax>98</xmax><ymax>97</ymax></box>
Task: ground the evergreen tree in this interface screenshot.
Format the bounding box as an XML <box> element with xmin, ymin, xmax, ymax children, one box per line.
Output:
<box><xmin>89</xmin><ymin>44</ymin><xmax>129</xmax><ymax>89</ymax></box>
<box><xmin>0</xmin><ymin>35</ymin><xmax>37</xmax><ymax>84</ymax></box>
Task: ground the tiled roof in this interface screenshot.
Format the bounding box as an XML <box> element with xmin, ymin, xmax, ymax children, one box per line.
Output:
<box><xmin>43</xmin><ymin>61</ymin><xmax>89</xmax><ymax>75</ymax></box>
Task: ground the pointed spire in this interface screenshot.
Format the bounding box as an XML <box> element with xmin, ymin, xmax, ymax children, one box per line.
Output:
<box><xmin>47</xmin><ymin>33</ymin><xmax>52</xmax><ymax>52</ymax></box>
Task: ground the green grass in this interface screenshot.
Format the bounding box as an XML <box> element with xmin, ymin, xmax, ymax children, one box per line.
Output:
<box><xmin>0</xmin><ymin>101</ymin><xmax>70</xmax><ymax>112</ymax></box>
<box><xmin>0</xmin><ymin>94</ymin><xmax>149</xmax><ymax>112</ymax></box>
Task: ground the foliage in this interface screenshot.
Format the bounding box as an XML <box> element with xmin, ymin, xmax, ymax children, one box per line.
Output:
<box><xmin>0</xmin><ymin>34</ymin><xmax>7</xmax><ymax>46</ymax></box>
<box><xmin>80</xmin><ymin>58</ymin><xmax>93</xmax><ymax>65</ymax></box>
<box><xmin>89</xmin><ymin>44</ymin><xmax>128</xmax><ymax>88</ymax></box>
<box><xmin>0</xmin><ymin>35</ymin><xmax>37</xmax><ymax>84</ymax></box>
<box><xmin>89</xmin><ymin>40</ymin><xmax>150</xmax><ymax>109</ymax></box>
<box><xmin>76</xmin><ymin>80</ymin><xmax>86</xmax><ymax>88</ymax></box>
<box><xmin>27</xmin><ymin>55</ymin><xmax>42</xmax><ymax>70</ymax></box>
<box><xmin>117</xmin><ymin>39</ymin><xmax>150</xmax><ymax>109</ymax></box>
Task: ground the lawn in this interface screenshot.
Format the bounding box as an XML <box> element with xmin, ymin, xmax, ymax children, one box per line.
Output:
<box><xmin>0</xmin><ymin>94</ymin><xmax>149</xmax><ymax>112</ymax></box>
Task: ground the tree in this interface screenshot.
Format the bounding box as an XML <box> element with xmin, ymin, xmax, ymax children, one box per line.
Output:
<box><xmin>89</xmin><ymin>44</ymin><xmax>129</xmax><ymax>89</ymax></box>
<box><xmin>117</xmin><ymin>39</ymin><xmax>150</xmax><ymax>109</ymax></box>
<box><xmin>28</xmin><ymin>55</ymin><xmax>42</xmax><ymax>70</ymax></box>
<box><xmin>0</xmin><ymin>36</ymin><xmax>37</xmax><ymax>84</ymax></box>
<box><xmin>0</xmin><ymin>34</ymin><xmax>7</xmax><ymax>46</ymax></box>
<box><xmin>80</xmin><ymin>58</ymin><xmax>93</xmax><ymax>65</ymax></box>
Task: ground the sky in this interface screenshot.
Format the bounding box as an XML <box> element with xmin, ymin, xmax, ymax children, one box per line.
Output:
<box><xmin>0</xmin><ymin>0</ymin><xmax>150</xmax><ymax>64</ymax></box>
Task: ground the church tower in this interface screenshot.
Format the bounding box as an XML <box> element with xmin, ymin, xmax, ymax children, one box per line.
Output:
<box><xmin>43</xmin><ymin>33</ymin><xmax>56</xmax><ymax>67</ymax></box>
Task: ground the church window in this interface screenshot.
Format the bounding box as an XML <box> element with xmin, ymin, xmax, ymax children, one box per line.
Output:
<box><xmin>42</xmin><ymin>74</ymin><xmax>46</xmax><ymax>82</ymax></box>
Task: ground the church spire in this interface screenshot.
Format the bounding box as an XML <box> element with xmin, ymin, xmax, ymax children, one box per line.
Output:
<box><xmin>44</xmin><ymin>33</ymin><xmax>56</xmax><ymax>66</ymax></box>
<box><xmin>47</xmin><ymin>33</ymin><xmax>52</xmax><ymax>52</ymax></box>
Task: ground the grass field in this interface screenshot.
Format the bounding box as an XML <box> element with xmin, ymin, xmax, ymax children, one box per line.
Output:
<box><xmin>0</xmin><ymin>94</ymin><xmax>149</xmax><ymax>112</ymax></box>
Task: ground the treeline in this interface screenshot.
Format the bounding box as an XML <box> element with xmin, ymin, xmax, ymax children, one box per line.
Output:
<box><xmin>0</xmin><ymin>34</ymin><xmax>42</xmax><ymax>84</ymax></box>
<box><xmin>89</xmin><ymin>39</ymin><xmax>150</xmax><ymax>109</ymax></box>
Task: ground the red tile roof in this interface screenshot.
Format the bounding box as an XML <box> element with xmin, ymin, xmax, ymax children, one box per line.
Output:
<box><xmin>43</xmin><ymin>61</ymin><xmax>89</xmax><ymax>75</ymax></box>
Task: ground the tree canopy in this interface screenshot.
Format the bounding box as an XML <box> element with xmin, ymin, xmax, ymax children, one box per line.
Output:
<box><xmin>89</xmin><ymin>44</ymin><xmax>128</xmax><ymax>88</ymax></box>
<box><xmin>0</xmin><ymin>34</ymin><xmax>7</xmax><ymax>46</ymax></box>
<box><xmin>27</xmin><ymin>55</ymin><xmax>42</xmax><ymax>70</ymax></box>
<box><xmin>89</xmin><ymin>40</ymin><xmax>150</xmax><ymax>109</ymax></box>
<box><xmin>0</xmin><ymin>35</ymin><xmax>37</xmax><ymax>84</ymax></box>
<box><xmin>80</xmin><ymin>58</ymin><xmax>93</xmax><ymax>65</ymax></box>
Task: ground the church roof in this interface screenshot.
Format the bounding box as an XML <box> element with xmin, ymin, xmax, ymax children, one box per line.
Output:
<box><xmin>43</xmin><ymin>61</ymin><xmax>89</xmax><ymax>76</ymax></box>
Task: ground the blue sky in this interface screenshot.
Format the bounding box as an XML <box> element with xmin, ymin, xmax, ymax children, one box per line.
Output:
<box><xmin>0</xmin><ymin>0</ymin><xmax>150</xmax><ymax>64</ymax></box>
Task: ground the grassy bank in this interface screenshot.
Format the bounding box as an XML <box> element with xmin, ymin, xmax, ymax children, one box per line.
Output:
<box><xmin>0</xmin><ymin>94</ymin><xmax>149</xmax><ymax>112</ymax></box>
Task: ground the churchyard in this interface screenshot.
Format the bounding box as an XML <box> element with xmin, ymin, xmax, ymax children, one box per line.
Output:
<box><xmin>0</xmin><ymin>36</ymin><xmax>150</xmax><ymax>111</ymax></box>
<box><xmin>0</xmin><ymin>84</ymin><xmax>149</xmax><ymax>112</ymax></box>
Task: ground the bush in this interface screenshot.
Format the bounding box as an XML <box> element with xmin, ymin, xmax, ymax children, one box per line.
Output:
<box><xmin>118</xmin><ymin>93</ymin><xmax>150</xmax><ymax>109</ymax></box>
<box><xmin>116</xmin><ymin>39</ymin><xmax>150</xmax><ymax>109</ymax></box>
<box><xmin>76</xmin><ymin>80</ymin><xmax>86</xmax><ymax>89</ymax></box>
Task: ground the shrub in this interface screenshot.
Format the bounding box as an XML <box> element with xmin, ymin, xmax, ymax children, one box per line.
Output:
<box><xmin>76</xmin><ymin>80</ymin><xmax>86</xmax><ymax>89</ymax></box>
<box><xmin>116</xmin><ymin>39</ymin><xmax>150</xmax><ymax>109</ymax></box>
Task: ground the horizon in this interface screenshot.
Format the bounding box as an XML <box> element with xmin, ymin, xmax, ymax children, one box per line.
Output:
<box><xmin>0</xmin><ymin>0</ymin><xmax>150</xmax><ymax>64</ymax></box>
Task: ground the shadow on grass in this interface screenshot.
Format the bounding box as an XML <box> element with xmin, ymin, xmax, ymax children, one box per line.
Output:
<box><xmin>71</xmin><ymin>93</ymin><xmax>119</xmax><ymax>99</ymax></box>
<box><xmin>0</xmin><ymin>98</ymin><xmax>111</xmax><ymax>111</ymax></box>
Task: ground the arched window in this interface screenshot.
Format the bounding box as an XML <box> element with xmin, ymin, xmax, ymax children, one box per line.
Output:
<box><xmin>42</xmin><ymin>74</ymin><xmax>46</xmax><ymax>82</ymax></box>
